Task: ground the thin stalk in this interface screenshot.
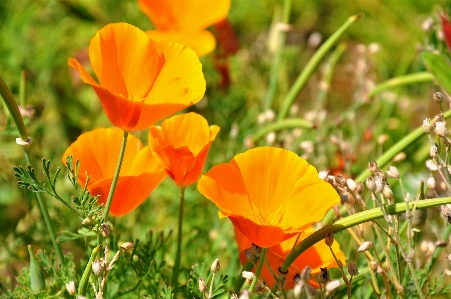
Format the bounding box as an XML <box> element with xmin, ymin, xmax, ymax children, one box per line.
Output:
<box><xmin>102</xmin><ymin>131</ymin><xmax>128</xmax><ymax>221</ymax></box>
<box><xmin>249</xmin><ymin>248</ymin><xmax>267</xmax><ymax>293</ymax></box>
<box><xmin>233</xmin><ymin>261</ymin><xmax>254</xmax><ymax>294</ymax></box>
<box><xmin>367</xmin><ymin>72</ymin><xmax>434</xmax><ymax>98</ymax></box>
<box><xmin>252</xmin><ymin>118</ymin><xmax>313</xmax><ymax>142</ymax></box>
<box><xmin>264</xmin><ymin>0</ymin><xmax>292</xmax><ymax>110</ymax></box>
<box><xmin>277</xmin><ymin>14</ymin><xmax>360</xmax><ymax>121</ymax></box>
<box><xmin>0</xmin><ymin>76</ymin><xmax>28</xmax><ymax>141</ymax></box>
<box><xmin>172</xmin><ymin>187</ymin><xmax>186</xmax><ymax>291</ymax></box>
<box><xmin>78</xmin><ymin>245</ymin><xmax>101</xmax><ymax>296</ymax></box>
<box><xmin>20</xmin><ymin>71</ymin><xmax>26</xmax><ymax>107</ymax></box>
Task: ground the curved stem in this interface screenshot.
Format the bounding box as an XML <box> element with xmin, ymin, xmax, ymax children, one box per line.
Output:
<box><xmin>233</xmin><ymin>261</ymin><xmax>254</xmax><ymax>294</ymax></box>
<box><xmin>102</xmin><ymin>131</ymin><xmax>128</xmax><ymax>221</ymax></box>
<box><xmin>252</xmin><ymin>118</ymin><xmax>313</xmax><ymax>142</ymax></box>
<box><xmin>0</xmin><ymin>76</ymin><xmax>28</xmax><ymax>142</ymax></box>
<box><xmin>277</xmin><ymin>14</ymin><xmax>360</xmax><ymax>121</ymax></box>
<box><xmin>78</xmin><ymin>245</ymin><xmax>101</xmax><ymax>296</ymax></box>
<box><xmin>281</xmin><ymin>197</ymin><xmax>451</xmax><ymax>272</ymax></box>
<box><xmin>172</xmin><ymin>187</ymin><xmax>186</xmax><ymax>292</ymax></box>
<box><xmin>368</xmin><ymin>72</ymin><xmax>434</xmax><ymax>98</ymax></box>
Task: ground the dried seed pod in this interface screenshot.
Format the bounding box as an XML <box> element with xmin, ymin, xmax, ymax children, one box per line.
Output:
<box><xmin>335</xmin><ymin>174</ymin><xmax>347</xmax><ymax>188</ymax></box>
<box><xmin>358</xmin><ymin>241</ymin><xmax>373</xmax><ymax>252</ymax></box>
<box><xmin>427</xmin><ymin>177</ymin><xmax>436</xmax><ymax>190</ymax></box>
<box><xmin>366</xmin><ymin>177</ymin><xmax>376</xmax><ymax>192</ymax></box>
<box><xmin>325</xmin><ymin>233</ymin><xmax>334</xmax><ymax>247</ymax></box>
<box><xmin>120</xmin><ymin>242</ymin><xmax>134</xmax><ymax>251</ymax></box>
<box><xmin>383</xmin><ymin>184</ymin><xmax>394</xmax><ymax>200</ymax></box>
<box><xmin>250</xmin><ymin>244</ymin><xmax>262</xmax><ymax>257</ymax></box>
<box><xmin>441</xmin><ymin>204</ymin><xmax>451</xmax><ymax>224</ymax></box>
<box><xmin>434</xmin><ymin>92</ymin><xmax>444</xmax><ymax>104</ymax></box>
<box><xmin>369</xmin><ymin>260</ymin><xmax>378</xmax><ymax>272</ymax></box>
<box><xmin>387</xmin><ymin>166</ymin><xmax>400</xmax><ymax>179</ymax></box>
<box><xmin>347</xmin><ymin>262</ymin><xmax>359</xmax><ymax>276</ymax></box>
<box><xmin>368</xmin><ymin>161</ymin><xmax>378</xmax><ymax>173</ymax></box>
<box><xmin>346</xmin><ymin>179</ymin><xmax>357</xmax><ymax>192</ymax></box>
<box><xmin>356</xmin><ymin>182</ymin><xmax>364</xmax><ymax>194</ymax></box>
<box><xmin>300</xmin><ymin>265</ymin><xmax>312</xmax><ymax>281</ymax></box>
<box><xmin>92</xmin><ymin>259</ymin><xmax>103</xmax><ymax>276</ymax></box>
<box><xmin>318</xmin><ymin>267</ymin><xmax>330</xmax><ymax>284</ymax></box>
<box><xmin>423</xmin><ymin>118</ymin><xmax>432</xmax><ymax>133</ymax></box>
<box><xmin>198</xmin><ymin>278</ymin><xmax>207</xmax><ymax>293</ymax></box>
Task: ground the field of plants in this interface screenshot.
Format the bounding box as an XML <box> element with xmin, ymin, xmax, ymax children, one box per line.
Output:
<box><xmin>2</xmin><ymin>0</ymin><xmax>451</xmax><ymax>298</ymax></box>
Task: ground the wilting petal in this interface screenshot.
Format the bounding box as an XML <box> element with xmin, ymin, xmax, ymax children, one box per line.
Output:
<box><xmin>138</xmin><ymin>0</ymin><xmax>230</xmax><ymax>31</ymax></box>
<box><xmin>146</xmin><ymin>30</ymin><xmax>216</xmax><ymax>57</ymax></box>
<box><xmin>149</xmin><ymin>112</ymin><xmax>219</xmax><ymax>187</ymax></box>
<box><xmin>62</xmin><ymin>128</ymin><xmax>166</xmax><ymax>216</ymax></box>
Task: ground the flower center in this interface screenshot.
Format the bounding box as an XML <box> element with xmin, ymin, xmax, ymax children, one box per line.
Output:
<box><xmin>250</xmin><ymin>202</ymin><xmax>286</xmax><ymax>226</ymax></box>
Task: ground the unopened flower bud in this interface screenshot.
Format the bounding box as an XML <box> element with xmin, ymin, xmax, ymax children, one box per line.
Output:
<box><xmin>265</xmin><ymin>131</ymin><xmax>276</xmax><ymax>145</ymax></box>
<box><xmin>66</xmin><ymin>281</ymin><xmax>76</xmax><ymax>295</ymax></box>
<box><xmin>434</xmin><ymin>92</ymin><xmax>444</xmax><ymax>104</ymax></box>
<box><xmin>250</xmin><ymin>244</ymin><xmax>262</xmax><ymax>257</ymax></box>
<box><xmin>427</xmin><ymin>177</ymin><xmax>436</xmax><ymax>190</ymax></box>
<box><xmin>430</xmin><ymin>144</ymin><xmax>438</xmax><ymax>158</ymax></box>
<box><xmin>325</xmin><ymin>233</ymin><xmax>334</xmax><ymax>247</ymax></box>
<box><xmin>346</xmin><ymin>179</ymin><xmax>357</xmax><ymax>192</ymax></box>
<box><xmin>319</xmin><ymin>170</ymin><xmax>330</xmax><ymax>181</ymax></box>
<box><xmin>356</xmin><ymin>182</ymin><xmax>364</xmax><ymax>194</ymax></box>
<box><xmin>243</xmin><ymin>136</ymin><xmax>254</xmax><ymax>149</ymax></box>
<box><xmin>423</xmin><ymin>118</ymin><xmax>432</xmax><ymax>133</ymax></box>
<box><xmin>318</xmin><ymin>267</ymin><xmax>330</xmax><ymax>284</ymax></box>
<box><xmin>242</xmin><ymin>271</ymin><xmax>255</xmax><ymax>281</ymax></box>
<box><xmin>211</xmin><ymin>258</ymin><xmax>220</xmax><ymax>273</ymax></box>
<box><xmin>435</xmin><ymin>121</ymin><xmax>447</xmax><ymax>137</ymax></box>
<box><xmin>369</xmin><ymin>260</ymin><xmax>378</xmax><ymax>272</ymax></box>
<box><xmin>257</xmin><ymin>113</ymin><xmax>266</xmax><ymax>124</ymax></box>
<box><xmin>393</xmin><ymin>152</ymin><xmax>406</xmax><ymax>162</ymax></box>
<box><xmin>335</xmin><ymin>174</ymin><xmax>347</xmax><ymax>188</ymax></box>
<box><xmin>120</xmin><ymin>242</ymin><xmax>134</xmax><ymax>251</ymax></box>
<box><xmin>368</xmin><ymin>161</ymin><xmax>378</xmax><ymax>173</ymax></box>
<box><xmin>347</xmin><ymin>262</ymin><xmax>359</xmax><ymax>276</ymax></box>
<box><xmin>383</xmin><ymin>185</ymin><xmax>394</xmax><ymax>200</ymax></box>
<box><xmin>426</xmin><ymin>159</ymin><xmax>438</xmax><ymax>171</ymax></box>
<box><xmin>82</xmin><ymin>217</ymin><xmax>93</xmax><ymax>225</ymax></box>
<box><xmin>264</xmin><ymin>109</ymin><xmax>275</xmax><ymax>122</ymax></box>
<box><xmin>358</xmin><ymin>241</ymin><xmax>373</xmax><ymax>252</ymax></box>
<box><xmin>366</xmin><ymin>177</ymin><xmax>376</xmax><ymax>192</ymax></box>
<box><xmin>92</xmin><ymin>259</ymin><xmax>103</xmax><ymax>275</ymax></box>
<box><xmin>377</xmin><ymin>134</ymin><xmax>389</xmax><ymax>145</ymax></box>
<box><xmin>375</xmin><ymin>177</ymin><xmax>384</xmax><ymax>194</ymax></box>
<box><xmin>387</xmin><ymin>166</ymin><xmax>400</xmax><ymax>179</ymax></box>
<box><xmin>198</xmin><ymin>278</ymin><xmax>207</xmax><ymax>293</ymax></box>
<box><xmin>244</xmin><ymin>249</ymin><xmax>255</xmax><ymax>263</ymax></box>
<box><xmin>440</xmin><ymin>204</ymin><xmax>451</xmax><ymax>224</ymax></box>
<box><xmin>133</xmin><ymin>254</ymin><xmax>139</xmax><ymax>263</ymax></box>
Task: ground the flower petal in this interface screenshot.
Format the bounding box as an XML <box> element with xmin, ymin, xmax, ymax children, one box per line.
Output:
<box><xmin>145</xmin><ymin>30</ymin><xmax>216</xmax><ymax>56</ymax></box>
<box><xmin>138</xmin><ymin>0</ymin><xmax>230</xmax><ymax>31</ymax></box>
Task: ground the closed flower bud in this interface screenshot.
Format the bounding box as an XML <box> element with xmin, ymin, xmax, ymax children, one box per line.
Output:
<box><xmin>264</xmin><ymin>109</ymin><xmax>276</xmax><ymax>122</ymax></box>
<box><xmin>242</xmin><ymin>271</ymin><xmax>255</xmax><ymax>281</ymax></box>
<box><xmin>346</xmin><ymin>179</ymin><xmax>357</xmax><ymax>192</ymax></box>
<box><xmin>423</xmin><ymin>118</ymin><xmax>432</xmax><ymax>133</ymax></box>
<box><xmin>393</xmin><ymin>152</ymin><xmax>406</xmax><ymax>162</ymax></box>
<box><xmin>430</xmin><ymin>144</ymin><xmax>439</xmax><ymax>158</ymax></box>
<box><xmin>66</xmin><ymin>281</ymin><xmax>76</xmax><ymax>295</ymax></box>
<box><xmin>366</xmin><ymin>177</ymin><xmax>376</xmax><ymax>192</ymax></box>
<box><xmin>325</xmin><ymin>280</ymin><xmax>341</xmax><ymax>294</ymax></box>
<box><xmin>358</xmin><ymin>241</ymin><xmax>373</xmax><ymax>252</ymax></box>
<box><xmin>250</xmin><ymin>244</ymin><xmax>262</xmax><ymax>257</ymax></box>
<box><xmin>375</xmin><ymin>177</ymin><xmax>384</xmax><ymax>194</ymax></box>
<box><xmin>435</xmin><ymin>121</ymin><xmax>447</xmax><ymax>137</ymax></box>
<box><xmin>387</xmin><ymin>166</ymin><xmax>400</xmax><ymax>179</ymax></box>
<box><xmin>426</xmin><ymin>159</ymin><xmax>438</xmax><ymax>171</ymax></box>
<box><xmin>211</xmin><ymin>258</ymin><xmax>220</xmax><ymax>273</ymax></box>
<box><xmin>335</xmin><ymin>174</ymin><xmax>347</xmax><ymax>188</ymax></box>
<box><xmin>383</xmin><ymin>184</ymin><xmax>393</xmax><ymax>200</ymax></box>
<box><xmin>318</xmin><ymin>267</ymin><xmax>330</xmax><ymax>284</ymax></box>
<box><xmin>92</xmin><ymin>259</ymin><xmax>103</xmax><ymax>276</ymax></box>
<box><xmin>347</xmin><ymin>262</ymin><xmax>359</xmax><ymax>276</ymax></box>
<box><xmin>82</xmin><ymin>217</ymin><xmax>93</xmax><ymax>225</ymax></box>
<box><xmin>28</xmin><ymin>245</ymin><xmax>45</xmax><ymax>294</ymax></box>
<box><xmin>427</xmin><ymin>177</ymin><xmax>436</xmax><ymax>190</ymax></box>
<box><xmin>120</xmin><ymin>242</ymin><xmax>134</xmax><ymax>251</ymax></box>
<box><xmin>434</xmin><ymin>91</ymin><xmax>444</xmax><ymax>104</ymax></box>
<box><xmin>440</xmin><ymin>204</ymin><xmax>451</xmax><ymax>224</ymax></box>
<box><xmin>319</xmin><ymin>170</ymin><xmax>330</xmax><ymax>181</ymax></box>
<box><xmin>325</xmin><ymin>233</ymin><xmax>334</xmax><ymax>247</ymax></box>
<box><xmin>244</xmin><ymin>249</ymin><xmax>255</xmax><ymax>263</ymax></box>
<box><xmin>368</xmin><ymin>161</ymin><xmax>378</xmax><ymax>173</ymax></box>
<box><xmin>369</xmin><ymin>260</ymin><xmax>378</xmax><ymax>272</ymax></box>
<box><xmin>198</xmin><ymin>278</ymin><xmax>207</xmax><ymax>293</ymax></box>
<box><xmin>356</xmin><ymin>182</ymin><xmax>364</xmax><ymax>194</ymax></box>
<box><xmin>133</xmin><ymin>254</ymin><xmax>139</xmax><ymax>263</ymax></box>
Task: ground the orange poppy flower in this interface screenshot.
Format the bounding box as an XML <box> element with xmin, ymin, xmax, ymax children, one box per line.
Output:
<box><xmin>234</xmin><ymin>226</ymin><xmax>345</xmax><ymax>289</ymax></box>
<box><xmin>68</xmin><ymin>22</ymin><xmax>206</xmax><ymax>131</ymax></box>
<box><xmin>62</xmin><ymin>128</ymin><xmax>166</xmax><ymax>216</ymax></box>
<box><xmin>138</xmin><ymin>0</ymin><xmax>231</xmax><ymax>56</ymax></box>
<box><xmin>197</xmin><ymin>147</ymin><xmax>340</xmax><ymax>248</ymax></box>
<box><xmin>148</xmin><ymin>112</ymin><xmax>219</xmax><ymax>187</ymax></box>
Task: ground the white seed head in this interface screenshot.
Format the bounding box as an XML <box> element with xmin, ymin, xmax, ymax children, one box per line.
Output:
<box><xmin>264</xmin><ymin>109</ymin><xmax>276</xmax><ymax>122</ymax></box>
<box><xmin>319</xmin><ymin>170</ymin><xmax>330</xmax><ymax>181</ymax></box>
<box><xmin>423</xmin><ymin>118</ymin><xmax>432</xmax><ymax>133</ymax></box>
<box><xmin>426</xmin><ymin>159</ymin><xmax>438</xmax><ymax>171</ymax></box>
<box><xmin>387</xmin><ymin>166</ymin><xmax>400</xmax><ymax>179</ymax></box>
<box><xmin>265</xmin><ymin>131</ymin><xmax>276</xmax><ymax>145</ymax></box>
<box><xmin>358</xmin><ymin>241</ymin><xmax>373</xmax><ymax>252</ymax></box>
<box><xmin>427</xmin><ymin>177</ymin><xmax>436</xmax><ymax>190</ymax></box>
<box><xmin>65</xmin><ymin>281</ymin><xmax>76</xmax><ymax>295</ymax></box>
<box><xmin>325</xmin><ymin>279</ymin><xmax>342</xmax><ymax>294</ymax></box>
<box><xmin>242</xmin><ymin>271</ymin><xmax>255</xmax><ymax>281</ymax></box>
<box><xmin>435</xmin><ymin>121</ymin><xmax>447</xmax><ymax>137</ymax></box>
<box><xmin>422</xmin><ymin>17</ymin><xmax>434</xmax><ymax>31</ymax></box>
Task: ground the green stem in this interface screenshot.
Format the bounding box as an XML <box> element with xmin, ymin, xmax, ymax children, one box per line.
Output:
<box><xmin>102</xmin><ymin>131</ymin><xmax>128</xmax><ymax>222</ymax></box>
<box><xmin>277</xmin><ymin>14</ymin><xmax>360</xmax><ymax>121</ymax></box>
<box><xmin>281</xmin><ymin>197</ymin><xmax>451</xmax><ymax>272</ymax></box>
<box><xmin>78</xmin><ymin>245</ymin><xmax>101</xmax><ymax>296</ymax></box>
<box><xmin>264</xmin><ymin>0</ymin><xmax>291</xmax><ymax>110</ymax></box>
<box><xmin>368</xmin><ymin>72</ymin><xmax>434</xmax><ymax>98</ymax></box>
<box><xmin>249</xmin><ymin>248</ymin><xmax>267</xmax><ymax>293</ymax></box>
<box><xmin>355</xmin><ymin>109</ymin><xmax>451</xmax><ymax>183</ymax></box>
<box><xmin>172</xmin><ymin>187</ymin><xmax>186</xmax><ymax>291</ymax></box>
<box><xmin>23</xmin><ymin>149</ymin><xmax>64</xmax><ymax>265</ymax></box>
<box><xmin>0</xmin><ymin>76</ymin><xmax>29</xmax><ymax>141</ymax></box>
<box><xmin>233</xmin><ymin>261</ymin><xmax>254</xmax><ymax>294</ymax></box>
<box><xmin>20</xmin><ymin>71</ymin><xmax>26</xmax><ymax>107</ymax></box>
<box><xmin>252</xmin><ymin>118</ymin><xmax>313</xmax><ymax>142</ymax></box>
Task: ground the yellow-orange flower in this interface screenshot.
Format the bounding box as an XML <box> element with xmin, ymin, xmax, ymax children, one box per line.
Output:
<box><xmin>234</xmin><ymin>227</ymin><xmax>345</xmax><ymax>289</ymax></box>
<box><xmin>68</xmin><ymin>23</ymin><xmax>206</xmax><ymax>131</ymax></box>
<box><xmin>62</xmin><ymin>128</ymin><xmax>166</xmax><ymax>216</ymax></box>
<box><xmin>138</xmin><ymin>0</ymin><xmax>231</xmax><ymax>56</ymax></box>
<box><xmin>197</xmin><ymin>147</ymin><xmax>340</xmax><ymax>248</ymax></box>
<box><xmin>148</xmin><ymin>112</ymin><xmax>219</xmax><ymax>187</ymax></box>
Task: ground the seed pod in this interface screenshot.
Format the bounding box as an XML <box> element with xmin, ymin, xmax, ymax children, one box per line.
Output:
<box><xmin>358</xmin><ymin>241</ymin><xmax>373</xmax><ymax>252</ymax></box>
<box><xmin>366</xmin><ymin>177</ymin><xmax>376</xmax><ymax>192</ymax></box>
<box><xmin>423</xmin><ymin>118</ymin><xmax>432</xmax><ymax>133</ymax></box>
<box><xmin>318</xmin><ymin>267</ymin><xmax>330</xmax><ymax>284</ymax></box>
<box><xmin>369</xmin><ymin>260</ymin><xmax>378</xmax><ymax>272</ymax></box>
<box><xmin>346</xmin><ymin>179</ymin><xmax>357</xmax><ymax>192</ymax></box>
<box><xmin>368</xmin><ymin>161</ymin><xmax>378</xmax><ymax>173</ymax></box>
<box><xmin>120</xmin><ymin>242</ymin><xmax>134</xmax><ymax>251</ymax></box>
<box><xmin>66</xmin><ymin>281</ymin><xmax>76</xmax><ymax>295</ymax></box>
<box><xmin>28</xmin><ymin>245</ymin><xmax>45</xmax><ymax>293</ymax></box>
<box><xmin>347</xmin><ymin>262</ymin><xmax>359</xmax><ymax>276</ymax></box>
<box><xmin>211</xmin><ymin>258</ymin><xmax>220</xmax><ymax>273</ymax></box>
<box><xmin>434</xmin><ymin>92</ymin><xmax>444</xmax><ymax>104</ymax></box>
<box><xmin>198</xmin><ymin>278</ymin><xmax>207</xmax><ymax>293</ymax></box>
<box><xmin>325</xmin><ymin>233</ymin><xmax>334</xmax><ymax>247</ymax></box>
<box><xmin>387</xmin><ymin>166</ymin><xmax>400</xmax><ymax>179</ymax></box>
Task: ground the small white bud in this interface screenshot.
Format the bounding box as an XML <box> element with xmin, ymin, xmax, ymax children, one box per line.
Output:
<box><xmin>325</xmin><ymin>280</ymin><xmax>342</xmax><ymax>294</ymax></box>
<box><xmin>211</xmin><ymin>258</ymin><xmax>220</xmax><ymax>273</ymax></box>
<box><xmin>346</xmin><ymin>179</ymin><xmax>357</xmax><ymax>192</ymax></box>
<box><xmin>430</xmin><ymin>144</ymin><xmax>438</xmax><ymax>158</ymax></box>
<box><xmin>265</xmin><ymin>131</ymin><xmax>276</xmax><ymax>145</ymax></box>
<box><xmin>92</xmin><ymin>259</ymin><xmax>103</xmax><ymax>276</ymax></box>
<box><xmin>427</xmin><ymin>177</ymin><xmax>436</xmax><ymax>190</ymax></box>
<box><xmin>383</xmin><ymin>184</ymin><xmax>394</xmax><ymax>200</ymax></box>
<box><xmin>435</xmin><ymin>121</ymin><xmax>447</xmax><ymax>137</ymax></box>
<box><xmin>368</xmin><ymin>43</ymin><xmax>381</xmax><ymax>54</ymax></box>
<box><xmin>393</xmin><ymin>152</ymin><xmax>406</xmax><ymax>162</ymax></box>
<box><xmin>264</xmin><ymin>109</ymin><xmax>275</xmax><ymax>122</ymax></box>
<box><xmin>377</xmin><ymin>134</ymin><xmax>389</xmax><ymax>145</ymax></box>
<box><xmin>423</xmin><ymin>118</ymin><xmax>432</xmax><ymax>133</ymax></box>
<box><xmin>299</xmin><ymin>140</ymin><xmax>314</xmax><ymax>154</ymax></box>
<box><xmin>257</xmin><ymin>113</ymin><xmax>266</xmax><ymax>124</ymax></box>
<box><xmin>307</xmin><ymin>32</ymin><xmax>322</xmax><ymax>48</ymax></box>
<box><xmin>375</xmin><ymin>177</ymin><xmax>384</xmax><ymax>194</ymax></box>
<box><xmin>387</xmin><ymin>166</ymin><xmax>400</xmax><ymax>179</ymax></box>
<box><xmin>319</xmin><ymin>170</ymin><xmax>330</xmax><ymax>181</ymax></box>
<box><xmin>426</xmin><ymin>159</ymin><xmax>438</xmax><ymax>171</ymax></box>
<box><xmin>66</xmin><ymin>281</ymin><xmax>76</xmax><ymax>295</ymax></box>
<box><xmin>422</xmin><ymin>17</ymin><xmax>434</xmax><ymax>31</ymax></box>
<box><xmin>358</xmin><ymin>241</ymin><xmax>373</xmax><ymax>252</ymax></box>
<box><xmin>242</xmin><ymin>271</ymin><xmax>255</xmax><ymax>281</ymax></box>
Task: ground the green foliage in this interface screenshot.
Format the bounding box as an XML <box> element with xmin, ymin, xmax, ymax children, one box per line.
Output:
<box><xmin>188</xmin><ymin>262</ymin><xmax>228</xmax><ymax>299</ymax></box>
